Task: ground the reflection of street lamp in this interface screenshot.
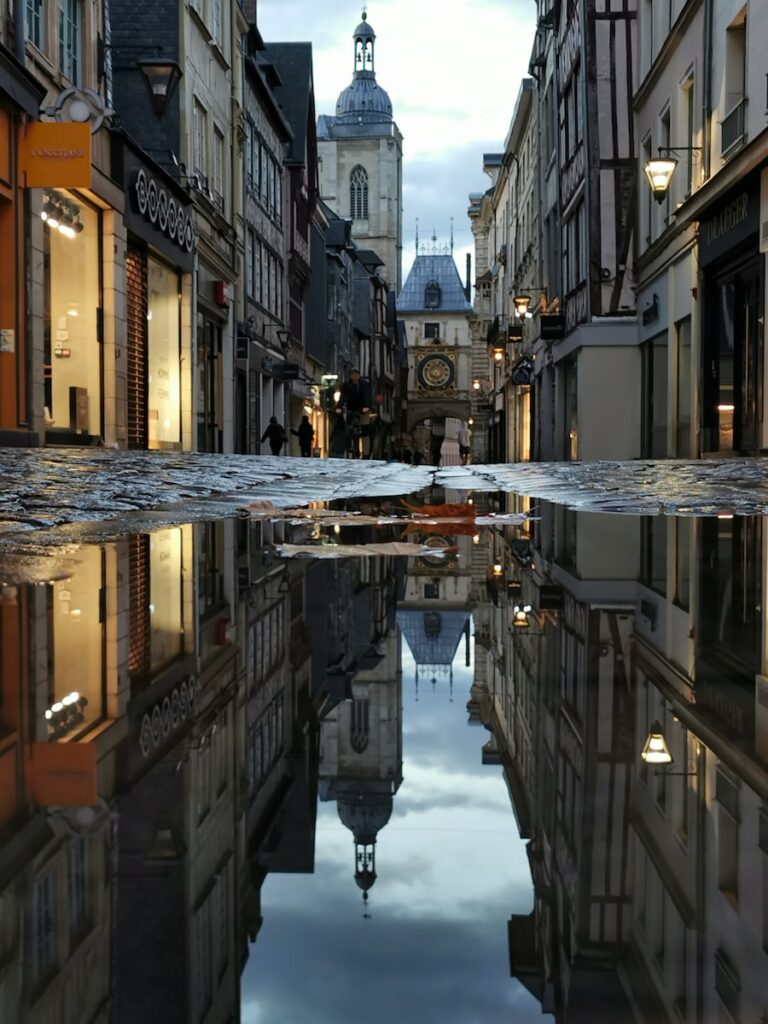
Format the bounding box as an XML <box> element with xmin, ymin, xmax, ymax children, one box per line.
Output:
<box><xmin>512</xmin><ymin>604</ymin><xmax>532</xmax><ymax>628</ymax></box>
<box><xmin>491</xmin><ymin>562</ymin><xmax>504</xmax><ymax>578</ymax></box>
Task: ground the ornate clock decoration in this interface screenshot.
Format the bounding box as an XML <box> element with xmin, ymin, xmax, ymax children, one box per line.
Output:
<box><xmin>416</xmin><ymin>353</ymin><xmax>455</xmax><ymax>390</ymax></box>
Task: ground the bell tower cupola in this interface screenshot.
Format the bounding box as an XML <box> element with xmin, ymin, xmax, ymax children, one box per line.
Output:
<box><xmin>354</xmin><ymin>11</ymin><xmax>376</xmax><ymax>76</ymax></box>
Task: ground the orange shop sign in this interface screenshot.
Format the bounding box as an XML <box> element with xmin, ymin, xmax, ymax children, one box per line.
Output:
<box><xmin>21</xmin><ymin>121</ymin><xmax>91</xmax><ymax>188</ymax></box>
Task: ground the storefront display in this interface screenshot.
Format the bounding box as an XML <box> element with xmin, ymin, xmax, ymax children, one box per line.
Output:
<box><xmin>43</xmin><ymin>188</ymin><xmax>101</xmax><ymax>439</ymax></box>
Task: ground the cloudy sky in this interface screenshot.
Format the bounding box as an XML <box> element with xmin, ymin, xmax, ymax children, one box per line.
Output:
<box><xmin>241</xmin><ymin>634</ymin><xmax>541</xmax><ymax>1023</ymax></box>
<box><xmin>257</xmin><ymin>0</ymin><xmax>537</xmax><ymax>290</ymax></box>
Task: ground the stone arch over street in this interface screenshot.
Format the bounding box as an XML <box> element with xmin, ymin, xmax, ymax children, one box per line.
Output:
<box><xmin>405</xmin><ymin>399</ymin><xmax>472</xmax><ymax>435</ymax></box>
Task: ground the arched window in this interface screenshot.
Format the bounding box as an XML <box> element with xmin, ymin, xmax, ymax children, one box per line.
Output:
<box><xmin>349</xmin><ymin>165</ymin><xmax>368</xmax><ymax>220</ymax></box>
<box><xmin>350</xmin><ymin>697</ymin><xmax>369</xmax><ymax>753</ymax></box>
<box><xmin>424</xmin><ymin>280</ymin><xmax>441</xmax><ymax>309</ymax></box>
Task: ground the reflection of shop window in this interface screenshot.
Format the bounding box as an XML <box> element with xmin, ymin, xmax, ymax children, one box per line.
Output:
<box><xmin>43</xmin><ymin>190</ymin><xmax>101</xmax><ymax>438</ymax></box>
<box><xmin>46</xmin><ymin>545</ymin><xmax>103</xmax><ymax>737</ymax></box>
<box><xmin>67</xmin><ymin>837</ymin><xmax>91</xmax><ymax>940</ymax></box>
<box><xmin>32</xmin><ymin>871</ymin><xmax>55</xmax><ymax>984</ymax></box>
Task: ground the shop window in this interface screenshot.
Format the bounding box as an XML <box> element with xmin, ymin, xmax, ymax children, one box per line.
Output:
<box><xmin>676</xmin><ymin>318</ymin><xmax>691</xmax><ymax>456</ymax></box>
<box><xmin>44</xmin><ymin>190</ymin><xmax>101</xmax><ymax>438</ymax></box>
<box><xmin>26</xmin><ymin>0</ymin><xmax>45</xmax><ymax>50</ymax></box>
<box><xmin>642</xmin><ymin>332</ymin><xmax>668</xmax><ymax>457</ymax></box>
<box><xmin>46</xmin><ymin>545</ymin><xmax>103</xmax><ymax>737</ymax></box>
<box><xmin>58</xmin><ymin>0</ymin><xmax>80</xmax><ymax>84</ymax></box>
<box><xmin>147</xmin><ymin>257</ymin><xmax>181</xmax><ymax>446</ymax></box>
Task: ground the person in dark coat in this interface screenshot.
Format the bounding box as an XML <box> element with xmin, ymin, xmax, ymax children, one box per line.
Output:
<box><xmin>329</xmin><ymin>413</ymin><xmax>349</xmax><ymax>458</ymax></box>
<box><xmin>292</xmin><ymin>415</ymin><xmax>315</xmax><ymax>457</ymax></box>
<box><xmin>261</xmin><ymin>416</ymin><xmax>287</xmax><ymax>455</ymax></box>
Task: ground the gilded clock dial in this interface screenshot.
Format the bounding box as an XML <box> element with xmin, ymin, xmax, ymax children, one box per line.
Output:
<box><xmin>417</xmin><ymin>354</ymin><xmax>455</xmax><ymax>390</ymax></box>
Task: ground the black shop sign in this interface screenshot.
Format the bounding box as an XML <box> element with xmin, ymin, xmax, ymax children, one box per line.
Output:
<box><xmin>699</xmin><ymin>177</ymin><xmax>759</xmax><ymax>268</ymax></box>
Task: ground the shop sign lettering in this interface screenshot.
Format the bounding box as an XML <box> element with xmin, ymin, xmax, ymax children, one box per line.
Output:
<box><xmin>131</xmin><ymin>168</ymin><xmax>195</xmax><ymax>253</ymax></box>
<box><xmin>704</xmin><ymin>193</ymin><xmax>749</xmax><ymax>246</ymax></box>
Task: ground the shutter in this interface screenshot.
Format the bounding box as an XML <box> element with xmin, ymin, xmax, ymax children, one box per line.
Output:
<box><xmin>126</xmin><ymin>248</ymin><xmax>148</xmax><ymax>449</ymax></box>
<box><xmin>128</xmin><ymin>534</ymin><xmax>150</xmax><ymax>679</ymax></box>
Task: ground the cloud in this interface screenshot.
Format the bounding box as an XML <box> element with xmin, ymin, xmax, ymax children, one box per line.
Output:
<box><xmin>242</xmin><ymin>907</ymin><xmax>544</xmax><ymax>1024</ymax></box>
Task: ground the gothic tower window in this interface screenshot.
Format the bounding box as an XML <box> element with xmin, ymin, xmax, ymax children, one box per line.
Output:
<box><xmin>350</xmin><ymin>697</ymin><xmax>369</xmax><ymax>753</ymax></box>
<box><xmin>349</xmin><ymin>166</ymin><xmax>369</xmax><ymax>220</ymax></box>
<box><xmin>424</xmin><ymin>280</ymin><xmax>441</xmax><ymax>309</ymax></box>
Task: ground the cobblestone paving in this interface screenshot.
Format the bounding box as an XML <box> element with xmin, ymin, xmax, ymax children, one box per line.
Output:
<box><xmin>2</xmin><ymin>448</ymin><xmax>768</xmax><ymax>552</ymax></box>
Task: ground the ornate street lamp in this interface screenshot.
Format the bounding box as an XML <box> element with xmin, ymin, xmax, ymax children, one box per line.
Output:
<box><xmin>139</xmin><ymin>59</ymin><xmax>183</xmax><ymax>117</ymax></box>
<box><xmin>640</xmin><ymin>720</ymin><xmax>673</xmax><ymax>765</ymax></box>
<box><xmin>513</xmin><ymin>292</ymin><xmax>532</xmax><ymax>318</ymax></box>
<box><xmin>643</xmin><ymin>155</ymin><xmax>678</xmax><ymax>204</ymax></box>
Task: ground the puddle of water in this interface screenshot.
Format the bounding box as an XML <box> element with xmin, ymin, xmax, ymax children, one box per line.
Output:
<box><xmin>0</xmin><ymin>489</ymin><xmax>766</xmax><ymax>1023</ymax></box>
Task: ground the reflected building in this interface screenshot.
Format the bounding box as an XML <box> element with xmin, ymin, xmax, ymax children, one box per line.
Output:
<box><xmin>316</xmin><ymin>544</ymin><xmax>404</xmax><ymax>901</ymax></box>
<box><xmin>475</xmin><ymin>504</ymin><xmax>768</xmax><ymax>1023</ymax></box>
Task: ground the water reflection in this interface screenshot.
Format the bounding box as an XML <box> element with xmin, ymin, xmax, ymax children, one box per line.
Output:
<box><xmin>0</xmin><ymin>500</ymin><xmax>766</xmax><ymax>1022</ymax></box>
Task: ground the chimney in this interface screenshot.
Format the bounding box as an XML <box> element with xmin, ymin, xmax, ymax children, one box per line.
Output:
<box><xmin>465</xmin><ymin>254</ymin><xmax>472</xmax><ymax>302</ymax></box>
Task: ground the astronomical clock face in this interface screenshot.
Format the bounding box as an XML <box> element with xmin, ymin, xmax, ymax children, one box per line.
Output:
<box><xmin>416</xmin><ymin>353</ymin><xmax>455</xmax><ymax>390</ymax></box>
<box><xmin>416</xmin><ymin>534</ymin><xmax>457</xmax><ymax>570</ymax></box>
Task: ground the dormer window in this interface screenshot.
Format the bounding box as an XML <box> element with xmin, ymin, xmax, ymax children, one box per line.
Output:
<box><xmin>424</xmin><ymin>280</ymin><xmax>441</xmax><ymax>309</ymax></box>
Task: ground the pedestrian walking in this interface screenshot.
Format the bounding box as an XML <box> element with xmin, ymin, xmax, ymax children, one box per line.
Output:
<box><xmin>261</xmin><ymin>416</ymin><xmax>287</xmax><ymax>455</ymax></box>
<box><xmin>292</xmin><ymin>415</ymin><xmax>315</xmax><ymax>457</ymax></box>
<box><xmin>329</xmin><ymin>413</ymin><xmax>349</xmax><ymax>458</ymax></box>
<box><xmin>457</xmin><ymin>421</ymin><xmax>472</xmax><ymax>465</ymax></box>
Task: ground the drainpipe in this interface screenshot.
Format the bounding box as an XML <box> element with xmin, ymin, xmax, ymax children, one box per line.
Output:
<box><xmin>465</xmin><ymin>253</ymin><xmax>472</xmax><ymax>303</ymax></box>
<box><xmin>13</xmin><ymin>0</ymin><xmax>25</xmax><ymax>62</ymax></box>
<box><xmin>702</xmin><ymin>0</ymin><xmax>714</xmax><ymax>181</ymax></box>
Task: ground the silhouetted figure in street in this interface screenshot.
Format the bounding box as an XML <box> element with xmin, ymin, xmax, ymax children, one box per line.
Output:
<box><xmin>292</xmin><ymin>415</ymin><xmax>315</xmax><ymax>457</ymax></box>
<box><xmin>329</xmin><ymin>414</ymin><xmax>349</xmax><ymax>458</ymax></box>
<box><xmin>261</xmin><ymin>416</ymin><xmax>287</xmax><ymax>455</ymax></box>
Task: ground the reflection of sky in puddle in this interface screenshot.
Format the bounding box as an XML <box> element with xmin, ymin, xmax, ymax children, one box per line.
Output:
<box><xmin>242</xmin><ymin>638</ymin><xmax>541</xmax><ymax>1024</ymax></box>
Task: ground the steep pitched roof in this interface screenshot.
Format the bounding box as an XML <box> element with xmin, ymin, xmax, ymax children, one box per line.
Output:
<box><xmin>396</xmin><ymin>253</ymin><xmax>472</xmax><ymax>313</ymax></box>
<box><xmin>263</xmin><ymin>42</ymin><xmax>314</xmax><ymax>165</ymax></box>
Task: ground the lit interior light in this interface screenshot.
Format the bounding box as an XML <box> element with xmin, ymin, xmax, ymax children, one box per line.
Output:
<box><xmin>149</xmin><ymin>603</ymin><xmax>155</xmax><ymax>614</ymax></box>
<box><xmin>51</xmin><ymin>702</ymin><xmax>64</xmax><ymax>714</ymax></box>
<box><xmin>70</xmin><ymin>608</ymin><xmax>81</xmax><ymax>617</ymax></box>
<box><xmin>468</xmin><ymin>417</ymin><xmax>474</xmax><ymax>426</ymax></box>
<box><xmin>62</xmin><ymin>691</ymin><xmax>80</xmax><ymax>705</ymax></box>
<box><xmin>333</xmin><ymin>389</ymin><xmax>342</xmax><ymax>403</ymax></box>
<box><xmin>717</xmin><ymin>403</ymin><xmax>735</xmax><ymax>412</ymax></box>
<box><xmin>333</xmin><ymin>524</ymin><xmax>341</xmax><ymax>535</ymax></box>
<box><xmin>491</xmin><ymin>562</ymin><xmax>504</xmax><ymax>577</ymax></box>
<box><xmin>472</xmin><ymin>534</ymin><xmax>480</xmax><ymax>545</ymax></box>
<box><xmin>717</xmin><ymin>514</ymin><xmax>734</xmax><ymax>520</ymax></box>
<box><xmin>45</xmin><ymin>709</ymin><xmax>53</xmax><ymax>720</ymax></box>
<box><xmin>472</xmin><ymin>378</ymin><xmax>481</xmax><ymax>391</ymax></box>
<box><xmin>147</xmin><ymin>310</ymin><xmax>153</xmax><ymax>321</ymax></box>
<box><xmin>66</xmin><ymin>305</ymin><xmax>78</xmax><ymax>317</ymax></box>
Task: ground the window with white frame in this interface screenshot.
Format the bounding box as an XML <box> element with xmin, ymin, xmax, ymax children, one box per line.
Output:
<box><xmin>193</xmin><ymin>101</ymin><xmax>207</xmax><ymax>179</ymax></box>
<box><xmin>58</xmin><ymin>0</ymin><xmax>81</xmax><ymax>84</ymax></box>
<box><xmin>26</xmin><ymin>0</ymin><xmax>45</xmax><ymax>50</ymax></box>
<box><xmin>680</xmin><ymin>72</ymin><xmax>695</xmax><ymax>197</ymax></box>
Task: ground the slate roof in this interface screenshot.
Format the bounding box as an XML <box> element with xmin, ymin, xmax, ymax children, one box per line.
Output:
<box><xmin>263</xmin><ymin>43</ymin><xmax>314</xmax><ymax>165</ymax></box>
<box><xmin>397</xmin><ymin>610</ymin><xmax>470</xmax><ymax>669</ymax></box>
<box><xmin>396</xmin><ymin>254</ymin><xmax>472</xmax><ymax>313</ymax></box>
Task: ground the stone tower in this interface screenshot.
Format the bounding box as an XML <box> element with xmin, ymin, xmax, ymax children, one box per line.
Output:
<box><xmin>317</xmin><ymin>11</ymin><xmax>403</xmax><ymax>291</ymax></box>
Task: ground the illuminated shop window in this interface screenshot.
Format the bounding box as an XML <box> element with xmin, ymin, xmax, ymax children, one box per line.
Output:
<box><xmin>147</xmin><ymin>258</ymin><xmax>181</xmax><ymax>447</ymax></box>
<box><xmin>44</xmin><ymin>191</ymin><xmax>101</xmax><ymax>437</ymax></box>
